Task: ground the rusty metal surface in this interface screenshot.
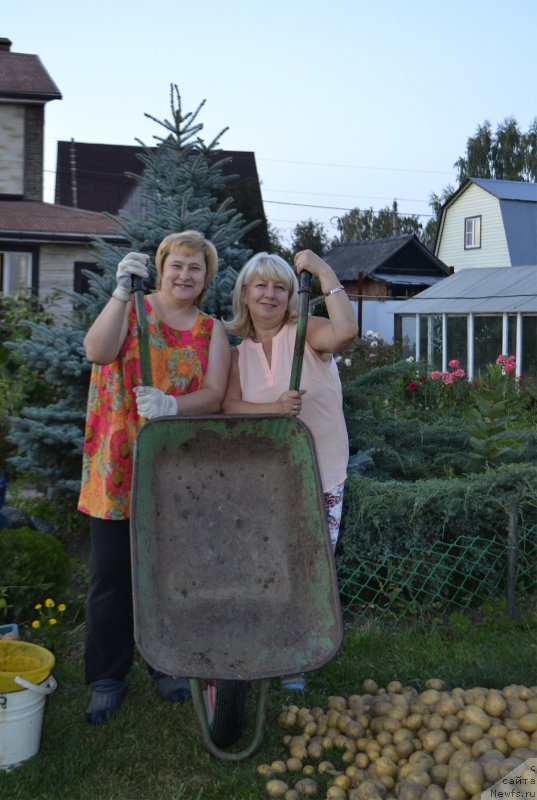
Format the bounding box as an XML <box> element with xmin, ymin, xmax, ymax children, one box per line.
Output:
<box><xmin>130</xmin><ymin>415</ymin><xmax>343</xmax><ymax>681</ymax></box>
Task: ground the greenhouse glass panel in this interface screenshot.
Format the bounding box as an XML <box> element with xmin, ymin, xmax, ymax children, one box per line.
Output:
<box><xmin>522</xmin><ymin>316</ymin><xmax>537</xmax><ymax>378</ymax></box>
<box><xmin>474</xmin><ymin>316</ymin><xmax>502</xmax><ymax>375</ymax></box>
<box><xmin>429</xmin><ymin>316</ymin><xmax>443</xmax><ymax>370</ymax></box>
<box><xmin>507</xmin><ymin>316</ymin><xmax>517</xmax><ymax>358</ymax></box>
<box><xmin>446</xmin><ymin>316</ymin><xmax>467</xmax><ymax>371</ymax></box>
<box><xmin>401</xmin><ymin>316</ymin><xmax>416</xmax><ymax>359</ymax></box>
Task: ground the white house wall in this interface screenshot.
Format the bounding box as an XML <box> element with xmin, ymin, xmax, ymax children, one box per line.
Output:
<box><xmin>437</xmin><ymin>183</ymin><xmax>511</xmax><ymax>270</ymax></box>
<box><xmin>350</xmin><ymin>299</ymin><xmax>399</xmax><ymax>343</ymax></box>
<box><xmin>39</xmin><ymin>244</ymin><xmax>98</xmax><ymax>321</ymax></box>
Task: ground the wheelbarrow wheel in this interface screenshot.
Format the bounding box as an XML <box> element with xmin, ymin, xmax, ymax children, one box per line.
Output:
<box><xmin>205</xmin><ymin>679</ymin><xmax>248</xmax><ymax>748</ymax></box>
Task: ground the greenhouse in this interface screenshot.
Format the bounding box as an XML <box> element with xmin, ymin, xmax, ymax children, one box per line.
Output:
<box><xmin>395</xmin><ymin>266</ymin><xmax>537</xmax><ymax>378</ymax></box>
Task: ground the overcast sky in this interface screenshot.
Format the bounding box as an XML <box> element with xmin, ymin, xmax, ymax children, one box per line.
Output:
<box><xmin>4</xmin><ymin>0</ymin><xmax>537</xmax><ymax>244</ymax></box>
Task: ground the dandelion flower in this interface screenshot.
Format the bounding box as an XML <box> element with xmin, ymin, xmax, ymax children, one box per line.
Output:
<box><xmin>31</xmin><ymin>620</ymin><xmax>41</xmax><ymax>629</ymax></box>
<box><xmin>48</xmin><ymin>618</ymin><xmax>58</xmax><ymax>626</ymax></box>
<box><xmin>45</xmin><ymin>598</ymin><xmax>55</xmax><ymax>608</ymax></box>
<box><xmin>57</xmin><ymin>603</ymin><xmax>67</xmax><ymax>613</ymax></box>
<box><xmin>34</xmin><ymin>603</ymin><xmax>43</xmax><ymax>610</ymax></box>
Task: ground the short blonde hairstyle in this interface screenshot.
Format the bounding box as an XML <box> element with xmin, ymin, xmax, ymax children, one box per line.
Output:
<box><xmin>155</xmin><ymin>231</ymin><xmax>218</xmax><ymax>301</ymax></box>
<box><xmin>225</xmin><ymin>252</ymin><xmax>299</xmax><ymax>339</ymax></box>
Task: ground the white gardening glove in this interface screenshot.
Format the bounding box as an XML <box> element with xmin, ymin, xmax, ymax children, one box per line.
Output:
<box><xmin>134</xmin><ymin>386</ymin><xmax>178</xmax><ymax>420</ymax></box>
<box><xmin>113</xmin><ymin>252</ymin><xmax>150</xmax><ymax>302</ymax></box>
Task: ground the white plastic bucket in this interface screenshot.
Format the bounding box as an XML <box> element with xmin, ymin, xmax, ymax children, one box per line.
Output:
<box><xmin>0</xmin><ymin>674</ymin><xmax>57</xmax><ymax>770</ymax></box>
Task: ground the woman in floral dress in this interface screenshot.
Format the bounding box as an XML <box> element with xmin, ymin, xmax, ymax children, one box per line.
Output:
<box><xmin>78</xmin><ymin>231</ymin><xmax>230</xmax><ymax>724</ymax></box>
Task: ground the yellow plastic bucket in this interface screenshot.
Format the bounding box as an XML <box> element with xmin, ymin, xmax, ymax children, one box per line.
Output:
<box><xmin>0</xmin><ymin>641</ymin><xmax>55</xmax><ymax>693</ymax></box>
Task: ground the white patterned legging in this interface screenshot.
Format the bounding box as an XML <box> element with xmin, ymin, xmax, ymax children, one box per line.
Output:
<box><xmin>324</xmin><ymin>481</ymin><xmax>345</xmax><ymax>552</ymax></box>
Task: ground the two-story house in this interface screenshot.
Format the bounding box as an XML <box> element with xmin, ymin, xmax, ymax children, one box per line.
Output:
<box><xmin>395</xmin><ymin>178</ymin><xmax>537</xmax><ymax>377</ymax></box>
<box><xmin>0</xmin><ymin>37</ymin><xmax>125</xmax><ymax>317</ymax></box>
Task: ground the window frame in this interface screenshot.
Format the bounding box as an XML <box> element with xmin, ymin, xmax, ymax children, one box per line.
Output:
<box><xmin>464</xmin><ymin>215</ymin><xmax>482</xmax><ymax>250</ymax></box>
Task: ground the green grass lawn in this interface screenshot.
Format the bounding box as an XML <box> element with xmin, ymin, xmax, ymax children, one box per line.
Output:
<box><xmin>2</xmin><ymin>606</ymin><xmax>536</xmax><ymax>800</ymax></box>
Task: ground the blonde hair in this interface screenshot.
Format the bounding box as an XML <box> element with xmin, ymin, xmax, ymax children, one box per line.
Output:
<box><xmin>155</xmin><ymin>230</ymin><xmax>218</xmax><ymax>302</ymax></box>
<box><xmin>225</xmin><ymin>252</ymin><xmax>299</xmax><ymax>339</ymax></box>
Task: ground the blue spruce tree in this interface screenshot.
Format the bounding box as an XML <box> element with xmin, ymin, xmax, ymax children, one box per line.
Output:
<box><xmin>7</xmin><ymin>85</ymin><xmax>257</xmax><ymax>499</ymax></box>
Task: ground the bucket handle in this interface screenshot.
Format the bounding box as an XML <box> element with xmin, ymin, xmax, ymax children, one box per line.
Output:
<box><xmin>14</xmin><ymin>674</ymin><xmax>57</xmax><ymax>694</ymax></box>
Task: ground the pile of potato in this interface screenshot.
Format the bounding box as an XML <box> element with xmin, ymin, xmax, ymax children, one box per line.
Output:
<box><xmin>257</xmin><ymin>678</ymin><xmax>537</xmax><ymax>799</ymax></box>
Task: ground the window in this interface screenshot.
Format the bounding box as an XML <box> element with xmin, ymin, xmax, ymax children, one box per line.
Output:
<box><xmin>0</xmin><ymin>251</ymin><xmax>32</xmax><ymax>296</ymax></box>
<box><xmin>74</xmin><ymin>262</ymin><xmax>103</xmax><ymax>295</ymax></box>
<box><xmin>464</xmin><ymin>216</ymin><xmax>481</xmax><ymax>249</ymax></box>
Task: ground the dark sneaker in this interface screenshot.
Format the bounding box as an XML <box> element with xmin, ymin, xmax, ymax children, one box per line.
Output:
<box><xmin>280</xmin><ymin>672</ymin><xmax>306</xmax><ymax>692</ymax></box>
<box><xmin>151</xmin><ymin>671</ymin><xmax>191</xmax><ymax>703</ymax></box>
<box><xmin>85</xmin><ymin>678</ymin><xmax>128</xmax><ymax>725</ymax></box>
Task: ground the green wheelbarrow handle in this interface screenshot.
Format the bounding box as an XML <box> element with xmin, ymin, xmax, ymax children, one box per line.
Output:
<box><xmin>131</xmin><ymin>274</ymin><xmax>153</xmax><ymax>386</ymax></box>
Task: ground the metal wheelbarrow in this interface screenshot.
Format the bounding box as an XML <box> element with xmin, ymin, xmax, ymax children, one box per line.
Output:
<box><xmin>129</xmin><ymin>272</ymin><xmax>343</xmax><ymax>760</ymax></box>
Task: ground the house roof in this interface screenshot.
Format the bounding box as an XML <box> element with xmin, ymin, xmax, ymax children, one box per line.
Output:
<box><xmin>394</xmin><ymin>266</ymin><xmax>537</xmax><ymax>315</ymax></box>
<box><xmin>0</xmin><ymin>39</ymin><xmax>61</xmax><ymax>101</ymax></box>
<box><xmin>54</xmin><ymin>140</ymin><xmax>270</xmax><ymax>251</ymax></box>
<box><xmin>0</xmin><ymin>201</ymin><xmax>125</xmax><ymax>243</ymax></box>
<box><xmin>325</xmin><ymin>234</ymin><xmax>449</xmax><ymax>282</ymax></box>
<box><xmin>470</xmin><ymin>177</ymin><xmax>537</xmax><ymax>202</ymax></box>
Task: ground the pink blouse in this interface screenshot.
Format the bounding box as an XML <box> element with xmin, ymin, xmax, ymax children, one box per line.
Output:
<box><xmin>237</xmin><ymin>323</ymin><xmax>348</xmax><ymax>492</ymax></box>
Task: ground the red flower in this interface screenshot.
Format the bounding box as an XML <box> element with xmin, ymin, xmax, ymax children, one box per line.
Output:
<box><xmin>406</xmin><ymin>381</ymin><xmax>418</xmax><ymax>392</ymax></box>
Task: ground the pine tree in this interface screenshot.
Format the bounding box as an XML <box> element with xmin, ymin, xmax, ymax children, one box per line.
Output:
<box><xmin>7</xmin><ymin>85</ymin><xmax>257</xmax><ymax>499</ymax></box>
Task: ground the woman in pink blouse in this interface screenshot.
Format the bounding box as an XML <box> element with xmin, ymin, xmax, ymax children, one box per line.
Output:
<box><xmin>223</xmin><ymin>249</ymin><xmax>357</xmax><ymax>689</ymax></box>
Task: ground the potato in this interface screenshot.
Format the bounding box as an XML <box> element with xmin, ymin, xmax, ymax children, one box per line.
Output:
<box><xmin>372</xmin><ymin>756</ymin><xmax>398</xmax><ymax>778</ymax></box>
<box><xmin>357</xmin><ymin>778</ymin><xmax>386</xmax><ymax>800</ymax></box>
<box><xmin>441</xmin><ymin>715</ymin><xmax>460</xmax><ymax>733</ymax></box>
<box><xmin>505</xmin><ymin>698</ymin><xmax>528</xmax><ymax>719</ymax></box>
<box><xmin>421</xmin><ymin>729</ymin><xmax>447</xmax><ymax>753</ymax></box>
<box><xmin>286</xmin><ymin>757</ymin><xmax>302</xmax><ymax>772</ymax></box>
<box><xmin>470</xmin><ymin>737</ymin><xmax>492</xmax><ymax>759</ymax></box>
<box><xmin>435</xmin><ymin>697</ymin><xmax>462</xmax><ymax>717</ymax></box>
<box><xmin>266</xmin><ymin>779</ymin><xmax>289</xmax><ymax>797</ymax></box>
<box><xmin>422</xmin><ymin>786</ymin><xmax>447</xmax><ymax>800</ymax></box>
<box><xmin>433</xmin><ymin>742</ymin><xmax>455</xmax><ymax>765</ymax></box>
<box><xmin>506</xmin><ymin>729</ymin><xmax>530</xmax><ymax>749</ymax></box>
<box><xmin>333</xmin><ymin>774</ymin><xmax>353</xmax><ymax>790</ymax></box>
<box><xmin>271</xmin><ymin>761</ymin><xmax>288</xmax><ymax>775</ymax></box>
<box><xmin>258</xmin><ymin>764</ymin><xmax>275</xmax><ymax>778</ymax></box>
<box><xmin>285</xmin><ymin>791</ymin><xmax>299</xmax><ymax>800</ymax></box>
<box><xmin>462</xmin><ymin>705</ymin><xmax>491</xmax><ymax>731</ymax></box>
<box><xmin>406</xmin><ymin>714</ymin><xmax>424</xmax><ymax>731</ymax></box>
<box><xmin>326</xmin><ymin>787</ymin><xmax>347</xmax><ymax>799</ymax></box>
<box><xmin>484</xmin><ymin>691</ymin><xmax>507</xmax><ymax>717</ymax></box>
<box><xmin>362</xmin><ymin>680</ymin><xmax>379</xmax><ymax>694</ymax></box>
<box><xmin>444</xmin><ymin>779</ymin><xmax>466</xmax><ymax>800</ymax></box>
<box><xmin>459</xmin><ymin>762</ymin><xmax>484</xmax><ymax>795</ymax></box>
<box><xmin>430</xmin><ymin>764</ymin><xmax>449</xmax><ymax>786</ymax></box>
<box><xmin>420</xmin><ymin>690</ymin><xmax>442</xmax><ymax>706</ymax></box>
<box><xmin>482</xmin><ymin>759</ymin><xmax>508</xmax><ymax>784</ymax></box>
<box><xmin>518</xmin><ymin>713</ymin><xmax>537</xmax><ymax>733</ymax></box>
<box><xmin>405</xmin><ymin>770</ymin><xmax>431</xmax><ymax>789</ymax></box>
<box><xmin>294</xmin><ymin>778</ymin><xmax>318</xmax><ymax>796</ymax></box>
<box><xmin>458</xmin><ymin>724</ymin><xmax>483</xmax><ymax>744</ymax></box>
<box><xmin>396</xmin><ymin>780</ymin><xmax>426</xmax><ymax>800</ymax></box>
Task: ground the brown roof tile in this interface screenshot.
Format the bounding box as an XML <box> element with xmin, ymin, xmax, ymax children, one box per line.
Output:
<box><xmin>0</xmin><ymin>51</ymin><xmax>61</xmax><ymax>100</ymax></box>
<box><xmin>0</xmin><ymin>201</ymin><xmax>124</xmax><ymax>238</ymax></box>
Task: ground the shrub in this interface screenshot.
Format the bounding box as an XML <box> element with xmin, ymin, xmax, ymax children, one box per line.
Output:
<box><xmin>339</xmin><ymin>462</ymin><xmax>537</xmax><ymax>563</ymax></box>
<box><xmin>0</xmin><ymin>526</ymin><xmax>73</xmax><ymax>623</ymax></box>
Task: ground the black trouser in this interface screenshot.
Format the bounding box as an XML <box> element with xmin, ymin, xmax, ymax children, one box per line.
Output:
<box><xmin>84</xmin><ymin>518</ymin><xmax>135</xmax><ymax>684</ymax></box>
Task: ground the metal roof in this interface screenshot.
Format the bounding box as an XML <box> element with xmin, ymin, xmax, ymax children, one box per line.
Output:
<box><xmin>374</xmin><ymin>273</ymin><xmax>444</xmax><ymax>286</ymax></box>
<box><xmin>394</xmin><ymin>266</ymin><xmax>537</xmax><ymax>314</ymax></box>
<box><xmin>501</xmin><ymin>201</ymin><xmax>537</xmax><ymax>265</ymax></box>
<box><xmin>471</xmin><ymin>178</ymin><xmax>537</xmax><ymax>202</ymax></box>
<box><xmin>325</xmin><ymin>235</ymin><xmax>448</xmax><ymax>280</ymax></box>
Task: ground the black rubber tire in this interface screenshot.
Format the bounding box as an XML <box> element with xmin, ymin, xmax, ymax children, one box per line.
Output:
<box><xmin>209</xmin><ymin>680</ymin><xmax>249</xmax><ymax>748</ymax></box>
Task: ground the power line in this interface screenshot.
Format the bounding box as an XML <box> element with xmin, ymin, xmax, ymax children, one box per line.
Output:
<box><xmin>258</xmin><ymin>157</ymin><xmax>456</xmax><ymax>176</ymax></box>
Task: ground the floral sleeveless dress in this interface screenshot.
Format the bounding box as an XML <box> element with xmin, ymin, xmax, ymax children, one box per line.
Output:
<box><xmin>78</xmin><ymin>297</ymin><xmax>213</xmax><ymax>520</ymax></box>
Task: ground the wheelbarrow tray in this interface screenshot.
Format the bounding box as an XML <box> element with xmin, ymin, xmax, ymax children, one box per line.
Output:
<box><xmin>130</xmin><ymin>414</ymin><xmax>343</xmax><ymax>681</ymax></box>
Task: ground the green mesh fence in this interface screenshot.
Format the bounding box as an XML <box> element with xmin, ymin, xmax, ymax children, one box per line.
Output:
<box><xmin>336</xmin><ymin>525</ymin><xmax>537</xmax><ymax>625</ymax></box>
